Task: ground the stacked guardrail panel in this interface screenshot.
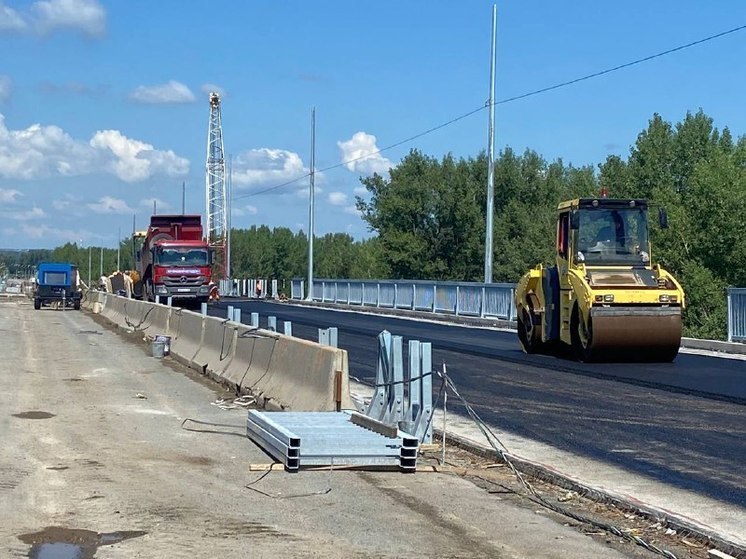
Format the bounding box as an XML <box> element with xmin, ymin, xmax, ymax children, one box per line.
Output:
<box><xmin>246</xmin><ymin>411</ymin><xmax>418</xmax><ymax>472</ymax></box>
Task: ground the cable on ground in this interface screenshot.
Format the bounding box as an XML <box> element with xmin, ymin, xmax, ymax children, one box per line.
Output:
<box><xmin>435</xmin><ymin>369</ymin><xmax>679</xmax><ymax>559</ymax></box>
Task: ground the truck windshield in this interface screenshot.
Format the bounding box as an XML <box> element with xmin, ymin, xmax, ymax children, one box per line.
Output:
<box><xmin>576</xmin><ymin>207</ymin><xmax>650</xmax><ymax>265</ymax></box>
<box><xmin>156</xmin><ymin>248</ymin><xmax>209</xmax><ymax>266</ymax></box>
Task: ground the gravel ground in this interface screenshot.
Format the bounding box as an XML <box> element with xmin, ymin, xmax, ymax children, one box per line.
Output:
<box><xmin>0</xmin><ymin>298</ymin><xmax>711</xmax><ymax>558</ymax></box>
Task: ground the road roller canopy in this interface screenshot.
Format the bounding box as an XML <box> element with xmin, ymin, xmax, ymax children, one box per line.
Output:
<box><xmin>562</xmin><ymin>199</ymin><xmax>652</xmax><ymax>266</ymax></box>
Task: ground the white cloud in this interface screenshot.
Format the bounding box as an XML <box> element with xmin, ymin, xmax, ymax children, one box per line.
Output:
<box><xmin>327</xmin><ymin>191</ymin><xmax>347</xmax><ymax>206</ymax></box>
<box><xmin>129</xmin><ymin>80</ymin><xmax>196</xmax><ymax>104</ymax></box>
<box><xmin>232</xmin><ymin>148</ymin><xmax>312</xmax><ymax>190</ymax></box>
<box><xmin>233</xmin><ymin>204</ymin><xmax>258</xmax><ymax>217</ymax></box>
<box><xmin>343</xmin><ymin>205</ymin><xmax>360</xmax><ymax>216</ymax></box>
<box><xmin>33</xmin><ymin>0</ymin><xmax>106</xmax><ymax>37</ymax></box>
<box><xmin>12</xmin><ymin>206</ymin><xmax>46</xmax><ymax>220</ymax></box>
<box><xmin>0</xmin><ymin>3</ymin><xmax>28</xmax><ymax>32</ymax></box>
<box><xmin>0</xmin><ymin>75</ymin><xmax>10</xmax><ymax>103</ymax></box>
<box><xmin>201</xmin><ymin>83</ymin><xmax>225</xmax><ymax>98</ymax></box>
<box><xmin>91</xmin><ymin>129</ymin><xmax>188</xmax><ymax>182</ymax></box>
<box><xmin>0</xmin><ymin>187</ymin><xmax>21</xmax><ymax>202</ymax></box>
<box><xmin>87</xmin><ymin>196</ymin><xmax>133</xmax><ymax>214</ymax></box>
<box><xmin>353</xmin><ymin>185</ymin><xmax>368</xmax><ymax>196</ymax></box>
<box><xmin>14</xmin><ymin>222</ymin><xmax>90</xmax><ymax>242</ymax></box>
<box><xmin>337</xmin><ymin>131</ymin><xmax>392</xmax><ymax>175</ymax></box>
<box><xmin>0</xmin><ymin>114</ymin><xmax>190</xmax><ymax>182</ymax></box>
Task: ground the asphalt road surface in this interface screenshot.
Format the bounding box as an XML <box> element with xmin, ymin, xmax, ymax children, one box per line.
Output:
<box><xmin>1</xmin><ymin>297</ymin><xmax>656</xmax><ymax>559</ymax></box>
<box><xmin>217</xmin><ymin>300</ymin><xmax>746</xmax><ymax>509</ymax></box>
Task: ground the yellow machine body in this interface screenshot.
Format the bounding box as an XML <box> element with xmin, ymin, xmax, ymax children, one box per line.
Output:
<box><xmin>515</xmin><ymin>198</ymin><xmax>685</xmax><ymax>362</ymax></box>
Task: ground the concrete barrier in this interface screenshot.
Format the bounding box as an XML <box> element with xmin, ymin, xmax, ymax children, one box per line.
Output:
<box><xmin>254</xmin><ymin>335</ymin><xmax>350</xmax><ymax>411</ymax></box>
<box><xmin>169</xmin><ymin>310</ymin><xmax>205</xmax><ymax>368</ymax></box>
<box><xmin>90</xmin><ymin>291</ymin><xmax>105</xmax><ymax>314</ymax></box>
<box><xmin>101</xmin><ymin>294</ymin><xmax>127</xmax><ymax>326</ymax></box>
<box><xmin>139</xmin><ymin>304</ymin><xmax>172</xmax><ymax>337</ymax></box>
<box><xmin>192</xmin><ymin>316</ymin><xmax>237</xmax><ymax>376</ymax></box>
<box><xmin>242</xmin><ymin>333</ymin><xmax>278</xmax><ymax>395</ymax></box>
<box><xmin>219</xmin><ymin>326</ymin><xmax>278</xmax><ymax>392</ymax></box>
<box><xmin>119</xmin><ymin>298</ymin><xmax>151</xmax><ymax>330</ymax></box>
<box><xmin>92</xmin><ymin>297</ymin><xmax>352</xmax><ymax>413</ymax></box>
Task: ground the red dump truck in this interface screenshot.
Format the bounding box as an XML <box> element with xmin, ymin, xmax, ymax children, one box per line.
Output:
<box><xmin>132</xmin><ymin>215</ymin><xmax>213</xmax><ymax>304</ymax></box>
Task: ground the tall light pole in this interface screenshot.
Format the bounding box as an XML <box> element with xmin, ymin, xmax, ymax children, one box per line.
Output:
<box><xmin>88</xmin><ymin>246</ymin><xmax>92</xmax><ymax>288</ymax></box>
<box><xmin>484</xmin><ymin>4</ymin><xmax>497</xmax><ymax>284</ymax></box>
<box><xmin>306</xmin><ymin>107</ymin><xmax>316</xmax><ymax>301</ymax></box>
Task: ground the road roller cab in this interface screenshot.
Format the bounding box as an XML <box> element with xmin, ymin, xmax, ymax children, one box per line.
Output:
<box><xmin>515</xmin><ymin>198</ymin><xmax>685</xmax><ymax>362</ymax></box>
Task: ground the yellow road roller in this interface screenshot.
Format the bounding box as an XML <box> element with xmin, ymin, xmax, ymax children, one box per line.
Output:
<box><xmin>514</xmin><ymin>198</ymin><xmax>685</xmax><ymax>362</ymax></box>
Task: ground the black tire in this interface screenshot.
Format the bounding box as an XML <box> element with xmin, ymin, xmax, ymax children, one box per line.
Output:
<box><xmin>517</xmin><ymin>306</ymin><xmax>542</xmax><ymax>354</ymax></box>
<box><xmin>571</xmin><ymin>305</ymin><xmax>595</xmax><ymax>362</ymax></box>
<box><xmin>73</xmin><ymin>300</ymin><xmax>81</xmax><ymax>310</ymax></box>
<box><xmin>34</xmin><ymin>298</ymin><xmax>41</xmax><ymax>310</ymax></box>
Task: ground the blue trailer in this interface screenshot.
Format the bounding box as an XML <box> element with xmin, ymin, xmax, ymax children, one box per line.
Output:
<box><xmin>34</xmin><ymin>262</ymin><xmax>82</xmax><ymax>310</ymax></box>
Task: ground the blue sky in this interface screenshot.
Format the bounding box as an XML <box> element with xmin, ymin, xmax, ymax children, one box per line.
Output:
<box><xmin>1</xmin><ymin>0</ymin><xmax>745</xmax><ymax>249</ymax></box>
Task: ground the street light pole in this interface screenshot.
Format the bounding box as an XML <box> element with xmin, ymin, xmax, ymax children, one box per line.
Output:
<box><xmin>306</xmin><ymin>106</ymin><xmax>316</xmax><ymax>301</ymax></box>
<box><xmin>484</xmin><ymin>4</ymin><xmax>497</xmax><ymax>284</ymax></box>
<box><xmin>88</xmin><ymin>246</ymin><xmax>92</xmax><ymax>288</ymax></box>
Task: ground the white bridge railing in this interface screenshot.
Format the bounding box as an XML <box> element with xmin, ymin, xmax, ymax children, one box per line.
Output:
<box><xmin>289</xmin><ymin>279</ymin><xmax>746</xmax><ymax>342</ymax></box>
<box><xmin>290</xmin><ymin>278</ymin><xmax>517</xmax><ymax>321</ymax></box>
<box><xmin>728</xmin><ymin>287</ymin><xmax>746</xmax><ymax>342</ymax></box>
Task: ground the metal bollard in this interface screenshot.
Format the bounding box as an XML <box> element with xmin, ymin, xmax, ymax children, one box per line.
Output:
<box><xmin>283</xmin><ymin>321</ymin><xmax>292</xmax><ymax>336</ymax></box>
<box><xmin>250</xmin><ymin>312</ymin><xmax>259</xmax><ymax>327</ymax></box>
<box><xmin>318</xmin><ymin>327</ymin><xmax>338</xmax><ymax>347</ymax></box>
<box><xmin>155</xmin><ymin>295</ymin><xmax>160</xmax><ymax>305</ymax></box>
<box><xmin>267</xmin><ymin>316</ymin><xmax>277</xmax><ymax>332</ymax></box>
<box><xmin>227</xmin><ymin>305</ymin><xmax>234</xmax><ymax>319</ymax></box>
<box><xmin>167</xmin><ymin>296</ymin><xmax>172</xmax><ymax>307</ymax></box>
<box><xmin>233</xmin><ymin>308</ymin><xmax>242</xmax><ymax>323</ymax></box>
<box><xmin>201</xmin><ymin>302</ymin><xmax>208</xmax><ymax>316</ymax></box>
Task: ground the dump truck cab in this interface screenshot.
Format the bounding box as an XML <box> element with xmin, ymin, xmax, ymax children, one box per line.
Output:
<box><xmin>516</xmin><ymin>198</ymin><xmax>685</xmax><ymax>362</ymax></box>
<box><xmin>33</xmin><ymin>262</ymin><xmax>83</xmax><ymax>310</ymax></box>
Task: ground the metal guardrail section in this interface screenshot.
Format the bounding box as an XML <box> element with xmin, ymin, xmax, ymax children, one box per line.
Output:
<box><xmin>246</xmin><ymin>411</ymin><xmax>418</xmax><ymax>472</ymax></box>
<box><xmin>367</xmin><ymin>331</ymin><xmax>433</xmax><ymax>444</ymax></box>
<box><xmin>291</xmin><ymin>278</ymin><xmax>517</xmax><ymax>320</ymax></box>
<box><xmin>728</xmin><ymin>287</ymin><xmax>746</xmax><ymax>342</ymax></box>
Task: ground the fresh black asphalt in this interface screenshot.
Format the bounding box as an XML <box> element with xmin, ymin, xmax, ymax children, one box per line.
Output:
<box><xmin>211</xmin><ymin>300</ymin><xmax>746</xmax><ymax>508</ymax></box>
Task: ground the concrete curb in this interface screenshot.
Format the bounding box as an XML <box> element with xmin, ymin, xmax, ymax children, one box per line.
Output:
<box><xmin>437</xmin><ymin>430</ymin><xmax>746</xmax><ymax>558</ymax></box>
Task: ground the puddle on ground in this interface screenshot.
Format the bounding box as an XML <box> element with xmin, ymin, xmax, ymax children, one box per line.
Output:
<box><xmin>12</xmin><ymin>411</ymin><xmax>55</xmax><ymax>419</ymax></box>
<box><xmin>18</xmin><ymin>527</ymin><xmax>147</xmax><ymax>559</ymax></box>
<box><xmin>78</xmin><ymin>330</ymin><xmax>102</xmax><ymax>336</ymax></box>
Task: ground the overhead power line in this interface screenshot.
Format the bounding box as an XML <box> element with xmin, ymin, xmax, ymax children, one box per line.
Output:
<box><xmin>494</xmin><ymin>23</ymin><xmax>746</xmax><ymax>106</ymax></box>
<box><xmin>235</xmin><ymin>23</ymin><xmax>746</xmax><ymax>201</ymax></box>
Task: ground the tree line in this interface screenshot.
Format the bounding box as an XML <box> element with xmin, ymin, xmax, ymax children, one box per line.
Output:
<box><xmin>2</xmin><ymin>110</ymin><xmax>741</xmax><ymax>339</ymax></box>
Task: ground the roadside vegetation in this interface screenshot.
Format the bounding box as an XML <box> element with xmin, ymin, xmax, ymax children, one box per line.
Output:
<box><xmin>2</xmin><ymin>110</ymin><xmax>743</xmax><ymax>339</ymax></box>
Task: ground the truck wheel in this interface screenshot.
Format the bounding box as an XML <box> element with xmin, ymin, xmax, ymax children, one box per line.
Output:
<box><xmin>34</xmin><ymin>298</ymin><xmax>41</xmax><ymax>310</ymax></box>
<box><xmin>517</xmin><ymin>306</ymin><xmax>542</xmax><ymax>354</ymax></box>
<box><xmin>571</xmin><ymin>306</ymin><xmax>594</xmax><ymax>362</ymax></box>
<box><xmin>74</xmin><ymin>300</ymin><xmax>81</xmax><ymax>310</ymax></box>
